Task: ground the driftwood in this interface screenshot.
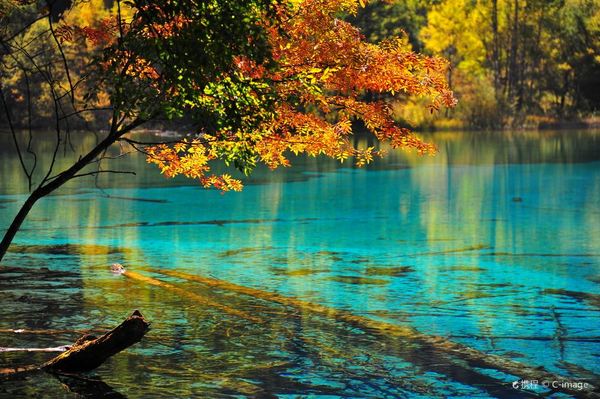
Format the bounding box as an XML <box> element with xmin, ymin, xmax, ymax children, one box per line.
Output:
<box><xmin>42</xmin><ymin>310</ymin><xmax>149</xmax><ymax>373</ymax></box>
<box><xmin>1</xmin><ymin>310</ymin><xmax>149</xmax><ymax>376</ymax></box>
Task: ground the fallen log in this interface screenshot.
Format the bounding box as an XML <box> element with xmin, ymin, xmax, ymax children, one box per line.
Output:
<box><xmin>42</xmin><ymin>310</ymin><xmax>150</xmax><ymax>373</ymax></box>
<box><xmin>1</xmin><ymin>310</ymin><xmax>149</xmax><ymax>377</ymax></box>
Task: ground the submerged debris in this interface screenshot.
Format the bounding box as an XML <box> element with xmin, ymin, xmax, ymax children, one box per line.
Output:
<box><xmin>326</xmin><ymin>275</ymin><xmax>389</xmax><ymax>285</ymax></box>
<box><xmin>110</xmin><ymin>263</ymin><xmax>126</xmax><ymax>275</ymax></box>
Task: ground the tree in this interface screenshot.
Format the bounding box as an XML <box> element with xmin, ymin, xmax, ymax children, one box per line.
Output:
<box><xmin>347</xmin><ymin>0</ymin><xmax>430</xmax><ymax>49</ymax></box>
<box><xmin>0</xmin><ymin>0</ymin><xmax>455</xmax><ymax>262</ymax></box>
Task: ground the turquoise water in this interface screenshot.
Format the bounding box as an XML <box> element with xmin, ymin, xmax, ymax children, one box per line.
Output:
<box><xmin>1</xmin><ymin>130</ymin><xmax>599</xmax><ymax>398</ymax></box>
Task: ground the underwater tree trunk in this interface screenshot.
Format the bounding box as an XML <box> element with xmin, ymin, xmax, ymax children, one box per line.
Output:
<box><xmin>42</xmin><ymin>310</ymin><xmax>149</xmax><ymax>373</ymax></box>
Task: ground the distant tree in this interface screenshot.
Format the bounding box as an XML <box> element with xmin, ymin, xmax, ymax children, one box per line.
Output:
<box><xmin>0</xmin><ymin>0</ymin><xmax>455</xmax><ymax>262</ymax></box>
<box><xmin>348</xmin><ymin>0</ymin><xmax>429</xmax><ymax>49</ymax></box>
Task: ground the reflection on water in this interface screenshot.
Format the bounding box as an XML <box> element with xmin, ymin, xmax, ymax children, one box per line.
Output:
<box><xmin>1</xmin><ymin>129</ymin><xmax>599</xmax><ymax>398</ymax></box>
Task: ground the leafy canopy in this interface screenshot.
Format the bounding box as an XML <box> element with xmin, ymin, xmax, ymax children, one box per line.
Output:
<box><xmin>142</xmin><ymin>0</ymin><xmax>455</xmax><ymax>190</ymax></box>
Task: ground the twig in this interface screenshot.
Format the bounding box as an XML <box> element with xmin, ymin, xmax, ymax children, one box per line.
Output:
<box><xmin>71</xmin><ymin>170</ymin><xmax>136</xmax><ymax>179</ymax></box>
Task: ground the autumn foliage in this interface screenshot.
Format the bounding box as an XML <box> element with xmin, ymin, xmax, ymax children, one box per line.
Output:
<box><xmin>140</xmin><ymin>0</ymin><xmax>456</xmax><ymax>190</ymax></box>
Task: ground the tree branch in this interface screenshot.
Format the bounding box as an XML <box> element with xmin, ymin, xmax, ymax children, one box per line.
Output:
<box><xmin>24</xmin><ymin>70</ymin><xmax>38</xmax><ymax>191</ymax></box>
<box><xmin>0</xmin><ymin>85</ymin><xmax>33</xmax><ymax>188</ymax></box>
<box><xmin>58</xmin><ymin>107</ymin><xmax>113</xmax><ymax>121</ymax></box>
<box><xmin>47</xmin><ymin>9</ymin><xmax>75</xmax><ymax>107</ymax></box>
<box><xmin>71</xmin><ymin>170</ymin><xmax>136</xmax><ymax>179</ymax></box>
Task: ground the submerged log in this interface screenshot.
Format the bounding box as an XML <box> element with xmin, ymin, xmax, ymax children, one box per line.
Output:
<box><xmin>42</xmin><ymin>310</ymin><xmax>149</xmax><ymax>373</ymax></box>
<box><xmin>122</xmin><ymin>270</ymin><xmax>262</xmax><ymax>322</ymax></box>
<box><xmin>145</xmin><ymin>268</ymin><xmax>600</xmax><ymax>399</ymax></box>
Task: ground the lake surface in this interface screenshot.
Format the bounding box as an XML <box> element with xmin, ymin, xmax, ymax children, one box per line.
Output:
<box><xmin>1</xmin><ymin>129</ymin><xmax>599</xmax><ymax>398</ymax></box>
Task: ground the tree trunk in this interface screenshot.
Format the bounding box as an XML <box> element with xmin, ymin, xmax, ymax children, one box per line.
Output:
<box><xmin>42</xmin><ymin>310</ymin><xmax>149</xmax><ymax>373</ymax></box>
<box><xmin>491</xmin><ymin>0</ymin><xmax>500</xmax><ymax>98</ymax></box>
<box><xmin>0</xmin><ymin>193</ymin><xmax>40</xmax><ymax>262</ymax></box>
<box><xmin>508</xmin><ymin>0</ymin><xmax>520</xmax><ymax>103</ymax></box>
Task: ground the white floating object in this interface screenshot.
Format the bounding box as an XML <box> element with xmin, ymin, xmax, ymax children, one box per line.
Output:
<box><xmin>110</xmin><ymin>263</ymin><xmax>126</xmax><ymax>274</ymax></box>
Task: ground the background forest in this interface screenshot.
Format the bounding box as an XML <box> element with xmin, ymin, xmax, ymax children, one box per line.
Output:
<box><xmin>1</xmin><ymin>0</ymin><xmax>599</xmax><ymax>131</ymax></box>
<box><xmin>353</xmin><ymin>0</ymin><xmax>600</xmax><ymax>129</ymax></box>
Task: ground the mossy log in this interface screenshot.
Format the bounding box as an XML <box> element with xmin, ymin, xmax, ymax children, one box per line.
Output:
<box><xmin>42</xmin><ymin>310</ymin><xmax>149</xmax><ymax>373</ymax></box>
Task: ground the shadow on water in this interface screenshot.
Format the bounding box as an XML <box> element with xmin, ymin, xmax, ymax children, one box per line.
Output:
<box><xmin>55</xmin><ymin>373</ymin><xmax>128</xmax><ymax>399</ymax></box>
<box><xmin>1</xmin><ymin>369</ymin><xmax>128</xmax><ymax>399</ymax></box>
<box><xmin>7</xmin><ymin>244</ymin><xmax>131</xmax><ymax>256</ymax></box>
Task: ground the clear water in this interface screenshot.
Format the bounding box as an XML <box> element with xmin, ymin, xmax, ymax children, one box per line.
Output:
<box><xmin>1</xmin><ymin>129</ymin><xmax>599</xmax><ymax>398</ymax></box>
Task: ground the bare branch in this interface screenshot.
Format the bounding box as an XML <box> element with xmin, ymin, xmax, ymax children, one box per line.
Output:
<box><xmin>71</xmin><ymin>170</ymin><xmax>136</xmax><ymax>179</ymax></box>
<box><xmin>118</xmin><ymin>137</ymin><xmax>190</xmax><ymax>146</ymax></box>
<box><xmin>89</xmin><ymin>150</ymin><xmax>133</xmax><ymax>164</ymax></box>
<box><xmin>119</xmin><ymin>138</ymin><xmax>153</xmax><ymax>157</ymax></box>
<box><xmin>24</xmin><ymin>70</ymin><xmax>38</xmax><ymax>191</ymax></box>
<box><xmin>19</xmin><ymin>27</ymin><xmax>52</xmax><ymax>52</ymax></box>
<box><xmin>0</xmin><ymin>13</ymin><xmax>50</xmax><ymax>45</ymax></box>
<box><xmin>39</xmin><ymin>116</ymin><xmax>149</xmax><ymax>189</ymax></box>
<box><xmin>47</xmin><ymin>10</ymin><xmax>75</xmax><ymax>107</ymax></box>
<box><xmin>0</xmin><ymin>85</ymin><xmax>33</xmax><ymax>188</ymax></box>
<box><xmin>2</xmin><ymin>39</ymin><xmax>75</xmax><ymax>189</ymax></box>
<box><xmin>58</xmin><ymin>107</ymin><xmax>113</xmax><ymax>121</ymax></box>
<box><xmin>55</xmin><ymin>70</ymin><xmax>95</xmax><ymax>103</ymax></box>
<box><xmin>39</xmin><ymin>88</ymin><xmax>64</xmax><ymax>187</ymax></box>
